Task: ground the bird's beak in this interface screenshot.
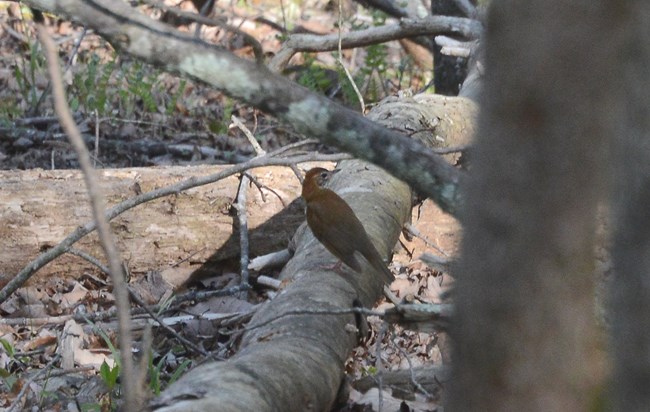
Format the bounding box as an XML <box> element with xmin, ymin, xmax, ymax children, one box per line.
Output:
<box><xmin>331</xmin><ymin>168</ymin><xmax>342</xmax><ymax>175</ymax></box>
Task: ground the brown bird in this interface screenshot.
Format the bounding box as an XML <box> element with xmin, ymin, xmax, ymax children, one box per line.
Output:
<box><xmin>301</xmin><ymin>167</ymin><xmax>393</xmax><ymax>284</ymax></box>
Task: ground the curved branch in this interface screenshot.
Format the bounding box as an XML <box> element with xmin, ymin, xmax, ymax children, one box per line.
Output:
<box><xmin>269</xmin><ymin>15</ymin><xmax>482</xmax><ymax>71</ymax></box>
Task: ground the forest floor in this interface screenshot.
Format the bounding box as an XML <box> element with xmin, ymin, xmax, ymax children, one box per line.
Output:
<box><xmin>0</xmin><ymin>1</ymin><xmax>456</xmax><ymax>410</ymax></box>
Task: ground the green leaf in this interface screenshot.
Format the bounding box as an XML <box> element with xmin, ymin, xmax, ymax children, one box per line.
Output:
<box><xmin>0</xmin><ymin>338</ymin><xmax>15</xmax><ymax>357</ymax></box>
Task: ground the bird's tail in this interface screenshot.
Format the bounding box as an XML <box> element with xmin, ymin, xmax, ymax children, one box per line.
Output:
<box><xmin>356</xmin><ymin>250</ymin><xmax>394</xmax><ymax>285</ymax></box>
<box><xmin>374</xmin><ymin>259</ymin><xmax>394</xmax><ymax>285</ymax></box>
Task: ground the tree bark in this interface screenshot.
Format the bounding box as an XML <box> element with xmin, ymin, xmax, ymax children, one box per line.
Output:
<box><xmin>609</xmin><ymin>1</ymin><xmax>650</xmax><ymax>410</ymax></box>
<box><xmin>447</xmin><ymin>1</ymin><xmax>621</xmax><ymax>410</ymax></box>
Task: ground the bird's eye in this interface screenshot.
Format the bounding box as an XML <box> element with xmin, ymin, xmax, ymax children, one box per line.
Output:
<box><xmin>320</xmin><ymin>172</ymin><xmax>328</xmax><ymax>179</ymax></box>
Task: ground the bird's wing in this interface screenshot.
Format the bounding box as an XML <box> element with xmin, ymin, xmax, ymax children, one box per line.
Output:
<box><xmin>306</xmin><ymin>195</ymin><xmax>366</xmax><ymax>272</ymax></box>
<box><xmin>353</xmin><ymin>250</ymin><xmax>393</xmax><ymax>284</ymax></box>
<box><xmin>307</xmin><ymin>190</ymin><xmax>394</xmax><ymax>284</ymax></box>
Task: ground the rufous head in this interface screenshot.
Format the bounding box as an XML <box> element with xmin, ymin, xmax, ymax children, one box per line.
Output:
<box><xmin>304</xmin><ymin>167</ymin><xmax>339</xmax><ymax>188</ymax></box>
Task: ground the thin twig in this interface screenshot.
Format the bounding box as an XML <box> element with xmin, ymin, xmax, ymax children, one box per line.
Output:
<box><xmin>231</xmin><ymin>115</ymin><xmax>266</xmax><ymax>155</ymax></box>
<box><xmin>243</xmin><ymin>172</ymin><xmax>288</xmax><ymax>207</ymax></box>
<box><xmin>0</xmin><ymin>21</ymin><xmax>29</xmax><ymax>43</ymax></box>
<box><xmin>256</xmin><ymin>275</ymin><xmax>282</xmax><ymax>290</ymax></box>
<box><xmin>248</xmin><ymin>249</ymin><xmax>292</xmax><ymax>272</ymax></box>
<box><xmin>168</xmin><ymin>284</ymin><xmax>251</xmax><ymax>308</ymax></box>
<box><xmin>393</xmin><ymin>333</ymin><xmax>436</xmax><ymax>400</ymax></box>
<box><xmin>230</xmin><ymin>115</ymin><xmax>267</xmax><ymax>296</ymax></box>
<box><xmin>243</xmin><ymin>172</ymin><xmax>267</xmax><ymax>202</ymax></box>
<box><xmin>0</xmin><ymin>284</ymin><xmax>252</xmax><ymax>327</ymax></box>
<box><xmin>94</xmin><ymin>109</ymin><xmax>99</xmax><ymax>167</ymax></box>
<box><xmin>193</xmin><ymin>0</ymin><xmax>214</xmax><ymax>37</ymax></box>
<box><xmin>141</xmin><ymin>0</ymin><xmax>263</xmax><ymax>62</ymax></box>
<box><xmin>171</xmin><ymin>247</ymin><xmax>207</xmax><ymax>268</ymax></box>
<box><xmin>67</xmin><ymin>248</ymin><xmax>109</xmax><ymax>274</ymax></box>
<box><xmin>36</xmin><ymin>19</ymin><xmax>138</xmax><ymax>410</ymax></box>
<box><xmin>32</xmin><ymin>26</ymin><xmax>87</xmax><ymax>115</ymax></box>
<box><xmin>235</xmin><ymin>176</ymin><xmax>251</xmax><ymax>295</ymax></box>
<box><xmin>43</xmin><ymin>366</ymin><xmax>95</xmax><ymax>378</ymax></box>
<box><xmin>270</xmin><ymin>138</ymin><xmax>320</xmax><ymax>156</ymax></box>
<box><xmin>419</xmin><ymin>252</ymin><xmax>452</xmax><ymax>274</ymax></box>
<box><xmin>127</xmin><ymin>287</ymin><xmax>219</xmax><ymax>360</ymax></box>
<box><xmin>290</xmin><ymin>163</ymin><xmax>305</xmax><ymax>183</ymax></box>
<box><xmin>337</xmin><ymin>0</ymin><xmax>364</xmax><ymax>113</ymax></box>
<box><xmin>269</xmin><ymin>15</ymin><xmax>481</xmax><ymax>70</ymax></box>
<box><xmin>375</xmin><ymin>321</ymin><xmax>388</xmax><ymax>411</ymax></box>
<box><xmin>430</xmin><ymin>144</ymin><xmax>470</xmax><ymax>155</ymax></box>
<box><xmin>404</xmin><ymin>222</ymin><xmax>449</xmax><ymax>257</ymax></box>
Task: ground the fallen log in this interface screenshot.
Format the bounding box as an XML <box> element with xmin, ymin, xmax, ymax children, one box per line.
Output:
<box><xmin>151</xmin><ymin>95</ymin><xmax>475</xmax><ymax>411</ymax></box>
<box><xmin>0</xmin><ymin>164</ymin><xmax>316</xmax><ymax>286</ymax></box>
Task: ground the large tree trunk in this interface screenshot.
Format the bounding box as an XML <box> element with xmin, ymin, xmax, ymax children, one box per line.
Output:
<box><xmin>609</xmin><ymin>1</ymin><xmax>650</xmax><ymax>410</ymax></box>
<box><xmin>446</xmin><ymin>1</ymin><xmax>620</xmax><ymax>410</ymax></box>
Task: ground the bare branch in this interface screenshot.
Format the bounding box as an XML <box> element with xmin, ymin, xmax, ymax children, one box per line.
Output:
<box><xmin>127</xmin><ymin>286</ymin><xmax>218</xmax><ymax>360</ymax></box>
<box><xmin>231</xmin><ymin>115</ymin><xmax>268</xmax><ymax>295</ymax></box>
<box><xmin>248</xmin><ymin>249</ymin><xmax>292</xmax><ymax>271</ymax></box>
<box><xmin>336</xmin><ymin>0</ymin><xmax>364</xmax><ymax>113</ymax></box>
<box><xmin>141</xmin><ymin>0</ymin><xmax>264</xmax><ymax>61</ymax></box>
<box><xmin>36</xmin><ymin>19</ymin><xmax>138</xmax><ymax>409</ymax></box>
<box><xmin>270</xmin><ymin>15</ymin><xmax>482</xmax><ymax>71</ymax></box>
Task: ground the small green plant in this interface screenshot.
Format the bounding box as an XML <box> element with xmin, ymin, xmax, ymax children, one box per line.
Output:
<box><xmin>335</xmin><ymin>10</ymin><xmax>392</xmax><ymax>105</ymax></box>
<box><xmin>70</xmin><ymin>53</ymin><xmax>117</xmax><ymax>116</ymax></box>
<box><xmin>68</xmin><ymin>54</ymin><xmax>186</xmax><ymax>118</ymax></box>
<box><xmin>167</xmin><ymin>358</ymin><xmax>192</xmax><ymax>386</ymax></box>
<box><xmin>166</xmin><ymin>78</ymin><xmax>187</xmax><ymax>116</ymax></box>
<box><xmin>208</xmin><ymin>97</ymin><xmax>234</xmax><ymax>134</ymax></box>
<box><xmin>79</xmin><ymin>403</ymin><xmax>103</xmax><ymax>412</ymax></box>
<box><xmin>125</xmin><ymin>61</ymin><xmax>159</xmax><ymax>113</ymax></box>
<box><xmin>117</xmin><ymin>60</ymin><xmax>187</xmax><ymax>117</ymax></box>
<box><xmin>0</xmin><ymin>98</ymin><xmax>23</xmax><ymax>119</ymax></box>
<box><xmin>361</xmin><ymin>365</ymin><xmax>378</xmax><ymax>376</ymax></box>
<box><xmin>13</xmin><ymin>40</ymin><xmax>46</xmax><ymax>112</ymax></box>
<box><xmin>148</xmin><ymin>354</ymin><xmax>162</xmax><ymax>396</ymax></box>
<box><xmin>99</xmin><ymin>360</ymin><xmax>121</xmax><ymax>391</ymax></box>
<box><xmin>148</xmin><ymin>350</ymin><xmax>192</xmax><ymax>396</ymax></box>
<box><xmin>0</xmin><ymin>337</ymin><xmax>15</xmax><ymax>357</ymax></box>
<box><xmin>294</xmin><ymin>55</ymin><xmax>339</xmax><ymax>96</ymax></box>
<box><xmin>0</xmin><ymin>338</ymin><xmax>18</xmax><ymax>392</ymax></box>
<box><xmin>85</xmin><ymin>317</ymin><xmax>122</xmax><ymax>410</ymax></box>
